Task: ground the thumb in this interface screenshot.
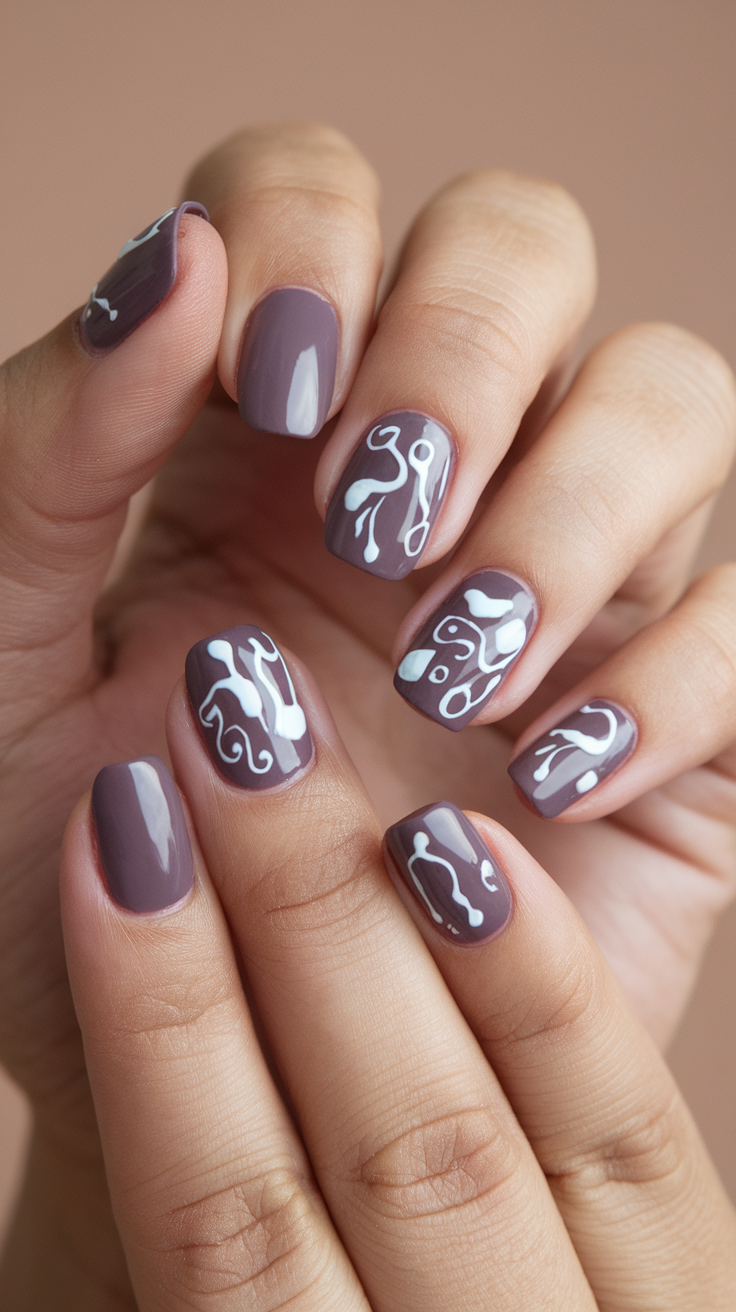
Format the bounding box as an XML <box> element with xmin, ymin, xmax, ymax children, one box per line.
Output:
<box><xmin>0</xmin><ymin>204</ymin><xmax>227</xmax><ymax>733</ymax></box>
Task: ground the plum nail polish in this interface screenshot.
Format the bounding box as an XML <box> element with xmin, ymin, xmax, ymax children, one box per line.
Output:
<box><xmin>185</xmin><ymin>624</ymin><xmax>314</xmax><ymax>790</ymax></box>
<box><xmin>237</xmin><ymin>288</ymin><xmax>338</xmax><ymax>437</ymax></box>
<box><xmin>325</xmin><ymin>411</ymin><xmax>455</xmax><ymax>579</ymax></box>
<box><xmin>395</xmin><ymin>570</ymin><xmax>536</xmax><ymax>730</ymax></box>
<box><xmin>91</xmin><ymin>757</ymin><xmax>193</xmax><ymax>913</ymax></box>
<box><xmin>508</xmin><ymin>700</ymin><xmax>637</xmax><ymax>817</ymax></box>
<box><xmin>385</xmin><ymin>801</ymin><xmax>512</xmax><ymax>944</ymax></box>
<box><xmin>79</xmin><ymin>202</ymin><xmax>209</xmax><ymax>354</ymax></box>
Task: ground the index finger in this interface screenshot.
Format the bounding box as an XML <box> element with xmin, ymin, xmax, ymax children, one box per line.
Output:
<box><xmin>186</xmin><ymin>122</ymin><xmax>382</xmax><ymax>437</ymax></box>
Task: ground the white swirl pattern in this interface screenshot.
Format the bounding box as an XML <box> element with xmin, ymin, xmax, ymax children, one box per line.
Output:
<box><xmin>398</xmin><ymin>587</ymin><xmax>528</xmax><ymax>721</ymax></box>
<box><xmin>344</xmin><ymin>422</ymin><xmax>449</xmax><ymax>565</ymax></box>
<box><xmin>197</xmin><ymin>635</ymin><xmax>307</xmax><ymax>776</ymax></box>
<box><xmin>407</xmin><ymin>831</ymin><xmax>484</xmax><ymax>928</ymax></box>
<box><xmin>531</xmin><ymin>704</ymin><xmax>618</xmax><ymax>784</ymax></box>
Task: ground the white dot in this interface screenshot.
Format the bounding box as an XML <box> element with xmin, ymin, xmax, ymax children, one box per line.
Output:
<box><xmin>576</xmin><ymin>769</ymin><xmax>598</xmax><ymax>794</ymax></box>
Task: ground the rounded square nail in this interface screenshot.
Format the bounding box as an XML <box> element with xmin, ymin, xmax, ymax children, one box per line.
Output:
<box><xmin>91</xmin><ymin>756</ymin><xmax>193</xmax><ymax>913</ymax></box>
<box><xmin>324</xmin><ymin>411</ymin><xmax>455</xmax><ymax>579</ymax></box>
<box><xmin>185</xmin><ymin>624</ymin><xmax>314</xmax><ymax>790</ymax></box>
<box><xmin>237</xmin><ymin>287</ymin><xmax>338</xmax><ymax>438</ymax></box>
<box><xmin>79</xmin><ymin>202</ymin><xmax>209</xmax><ymax>354</ymax></box>
<box><xmin>508</xmin><ymin>699</ymin><xmax>637</xmax><ymax>817</ymax></box>
<box><xmin>385</xmin><ymin>801</ymin><xmax>512</xmax><ymax>944</ymax></box>
<box><xmin>394</xmin><ymin>570</ymin><xmax>536</xmax><ymax>730</ymax></box>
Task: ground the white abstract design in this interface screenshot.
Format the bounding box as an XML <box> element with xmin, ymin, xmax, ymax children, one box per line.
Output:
<box><xmin>532</xmin><ymin>704</ymin><xmax>618</xmax><ymax>784</ymax></box>
<box><xmin>407</xmin><ymin>831</ymin><xmax>484</xmax><ymax>928</ymax></box>
<box><xmin>398</xmin><ymin>587</ymin><xmax>527</xmax><ymax>720</ymax></box>
<box><xmin>198</xmin><ymin>634</ymin><xmax>307</xmax><ymax>775</ymax></box>
<box><xmin>82</xmin><ymin>284</ymin><xmax>118</xmax><ymax>322</ymax></box>
<box><xmin>344</xmin><ymin>422</ymin><xmax>448</xmax><ymax>565</ymax></box>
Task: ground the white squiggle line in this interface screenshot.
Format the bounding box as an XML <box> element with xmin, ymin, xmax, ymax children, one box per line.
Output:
<box><xmin>117</xmin><ymin>208</ymin><xmax>176</xmax><ymax>260</ymax></box>
<box><xmin>407</xmin><ymin>831</ymin><xmax>484</xmax><ymax>928</ymax></box>
<box><xmin>201</xmin><ymin>702</ymin><xmax>273</xmax><ymax>772</ymax></box>
<box><xmin>532</xmin><ymin>705</ymin><xmax>618</xmax><ymax>783</ymax></box>
<box><xmin>431</xmin><ymin>612</ymin><xmax>526</xmax><ymax>720</ymax></box>
<box><xmin>83</xmin><ymin>284</ymin><xmax>118</xmax><ymax>321</ymax></box>
<box><xmin>344</xmin><ymin>425</ymin><xmax>407</xmax><ymax>510</ymax></box>
<box><xmin>403</xmin><ymin>439</ymin><xmax>435</xmax><ymax>558</ymax></box>
<box><xmin>246</xmin><ymin>634</ymin><xmax>307</xmax><ymax>741</ymax></box>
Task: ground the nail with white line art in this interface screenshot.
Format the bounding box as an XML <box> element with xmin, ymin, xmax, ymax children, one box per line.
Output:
<box><xmin>508</xmin><ymin>699</ymin><xmax>637</xmax><ymax>818</ymax></box>
<box><xmin>394</xmin><ymin>570</ymin><xmax>537</xmax><ymax>730</ymax></box>
<box><xmin>325</xmin><ymin>411</ymin><xmax>456</xmax><ymax>579</ymax></box>
<box><xmin>384</xmin><ymin>801</ymin><xmax>512</xmax><ymax>945</ymax></box>
<box><xmin>79</xmin><ymin>202</ymin><xmax>209</xmax><ymax>354</ymax></box>
<box><xmin>185</xmin><ymin>624</ymin><xmax>314</xmax><ymax>791</ymax></box>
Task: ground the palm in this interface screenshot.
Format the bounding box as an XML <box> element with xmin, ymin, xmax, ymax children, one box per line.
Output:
<box><xmin>1</xmin><ymin>395</ymin><xmax>730</xmax><ymax>1136</ymax></box>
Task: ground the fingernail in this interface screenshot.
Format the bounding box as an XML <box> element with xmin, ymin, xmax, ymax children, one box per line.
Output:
<box><xmin>394</xmin><ymin>570</ymin><xmax>536</xmax><ymax>730</ymax></box>
<box><xmin>385</xmin><ymin>801</ymin><xmax>512</xmax><ymax>944</ymax></box>
<box><xmin>91</xmin><ymin>757</ymin><xmax>193</xmax><ymax>913</ymax></box>
<box><xmin>508</xmin><ymin>699</ymin><xmax>637</xmax><ymax>818</ymax></box>
<box><xmin>324</xmin><ymin>411</ymin><xmax>456</xmax><ymax>579</ymax></box>
<box><xmin>185</xmin><ymin>624</ymin><xmax>314</xmax><ymax>790</ymax></box>
<box><xmin>79</xmin><ymin>202</ymin><xmax>209</xmax><ymax>354</ymax></box>
<box><xmin>237</xmin><ymin>288</ymin><xmax>338</xmax><ymax>438</ymax></box>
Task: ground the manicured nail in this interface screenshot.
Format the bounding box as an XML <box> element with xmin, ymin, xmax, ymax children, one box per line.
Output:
<box><xmin>185</xmin><ymin>624</ymin><xmax>313</xmax><ymax>790</ymax></box>
<box><xmin>91</xmin><ymin>757</ymin><xmax>193</xmax><ymax>913</ymax></box>
<box><xmin>508</xmin><ymin>700</ymin><xmax>637</xmax><ymax>818</ymax></box>
<box><xmin>385</xmin><ymin>801</ymin><xmax>512</xmax><ymax>944</ymax></box>
<box><xmin>237</xmin><ymin>288</ymin><xmax>338</xmax><ymax>438</ymax></box>
<box><xmin>79</xmin><ymin>202</ymin><xmax>209</xmax><ymax>354</ymax></box>
<box><xmin>324</xmin><ymin>411</ymin><xmax>455</xmax><ymax>579</ymax></box>
<box><xmin>394</xmin><ymin>570</ymin><xmax>536</xmax><ymax>730</ymax></box>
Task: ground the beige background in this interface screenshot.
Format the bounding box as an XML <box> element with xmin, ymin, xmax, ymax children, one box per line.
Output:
<box><xmin>1</xmin><ymin>0</ymin><xmax>735</xmax><ymax>1234</ymax></box>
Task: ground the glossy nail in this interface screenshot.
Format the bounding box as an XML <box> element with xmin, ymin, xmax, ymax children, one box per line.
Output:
<box><xmin>395</xmin><ymin>570</ymin><xmax>536</xmax><ymax>730</ymax></box>
<box><xmin>185</xmin><ymin>624</ymin><xmax>313</xmax><ymax>790</ymax></box>
<box><xmin>79</xmin><ymin>202</ymin><xmax>209</xmax><ymax>354</ymax></box>
<box><xmin>91</xmin><ymin>757</ymin><xmax>193</xmax><ymax>913</ymax></box>
<box><xmin>325</xmin><ymin>411</ymin><xmax>455</xmax><ymax>579</ymax></box>
<box><xmin>508</xmin><ymin>700</ymin><xmax>637</xmax><ymax>818</ymax></box>
<box><xmin>385</xmin><ymin>801</ymin><xmax>512</xmax><ymax>944</ymax></box>
<box><xmin>237</xmin><ymin>288</ymin><xmax>338</xmax><ymax>437</ymax></box>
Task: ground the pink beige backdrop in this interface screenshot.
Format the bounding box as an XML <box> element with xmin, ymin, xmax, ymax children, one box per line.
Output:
<box><xmin>1</xmin><ymin>0</ymin><xmax>735</xmax><ymax>1233</ymax></box>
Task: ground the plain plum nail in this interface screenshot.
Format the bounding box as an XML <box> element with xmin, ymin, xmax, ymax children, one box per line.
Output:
<box><xmin>185</xmin><ymin>624</ymin><xmax>314</xmax><ymax>790</ymax></box>
<box><xmin>508</xmin><ymin>699</ymin><xmax>637</xmax><ymax>817</ymax></box>
<box><xmin>237</xmin><ymin>287</ymin><xmax>338</xmax><ymax>437</ymax></box>
<box><xmin>91</xmin><ymin>757</ymin><xmax>193</xmax><ymax>913</ymax></box>
<box><xmin>385</xmin><ymin>801</ymin><xmax>512</xmax><ymax>945</ymax></box>
<box><xmin>79</xmin><ymin>202</ymin><xmax>209</xmax><ymax>354</ymax></box>
<box><xmin>324</xmin><ymin>411</ymin><xmax>455</xmax><ymax>579</ymax></box>
<box><xmin>394</xmin><ymin>570</ymin><xmax>536</xmax><ymax>729</ymax></box>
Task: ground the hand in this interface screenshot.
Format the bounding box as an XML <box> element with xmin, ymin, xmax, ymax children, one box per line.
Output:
<box><xmin>0</xmin><ymin>122</ymin><xmax>734</xmax><ymax>1302</ymax></box>
<box><xmin>58</xmin><ymin>672</ymin><xmax>736</xmax><ymax>1308</ymax></box>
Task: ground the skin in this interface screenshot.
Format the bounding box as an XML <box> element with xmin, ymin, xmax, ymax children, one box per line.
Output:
<box><xmin>0</xmin><ymin>122</ymin><xmax>735</xmax><ymax>1307</ymax></box>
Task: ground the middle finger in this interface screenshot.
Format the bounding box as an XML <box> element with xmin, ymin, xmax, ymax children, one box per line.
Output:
<box><xmin>169</xmin><ymin>624</ymin><xmax>597</xmax><ymax>1311</ymax></box>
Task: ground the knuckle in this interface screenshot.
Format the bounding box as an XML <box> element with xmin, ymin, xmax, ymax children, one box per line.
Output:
<box><xmin>107</xmin><ymin>962</ymin><xmax>239</xmax><ymax>1061</ymax></box>
<box><xmin>548</xmin><ymin>1092</ymin><xmax>688</xmax><ymax>1199</ymax></box>
<box><xmin>155</xmin><ymin>1168</ymin><xmax>328</xmax><ymax>1305</ymax></box>
<box><xmin>355</xmin><ymin>1108</ymin><xmax>522</xmax><ymax>1223</ymax></box>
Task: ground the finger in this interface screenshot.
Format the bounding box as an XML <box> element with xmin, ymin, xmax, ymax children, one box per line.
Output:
<box><xmin>383</xmin><ymin>806</ymin><xmax>736</xmax><ymax>1309</ymax></box>
<box><xmin>317</xmin><ymin>169</ymin><xmax>597</xmax><ymax>578</ymax></box>
<box><xmin>507</xmin><ymin>562</ymin><xmax>736</xmax><ymax>820</ymax></box>
<box><xmin>186</xmin><ymin>122</ymin><xmax>382</xmax><ymax>437</ymax></box>
<box><xmin>0</xmin><ymin>207</ymin><xmax>226</xmax><ymax>729</ymax></box>
<box><xmin>61</xmin><ymin>758</ymin><xmax>368</xmax><ymax>1311</ymax></box>
<box><xmin>169</xmin><ymin>623</ymin><xmax>598</xmax><ymax>1311</ymax></box>
<box><xmin>392</xmin><ymin>323</ymin><xmax>736</xmax><ymax>731</ymax></box>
